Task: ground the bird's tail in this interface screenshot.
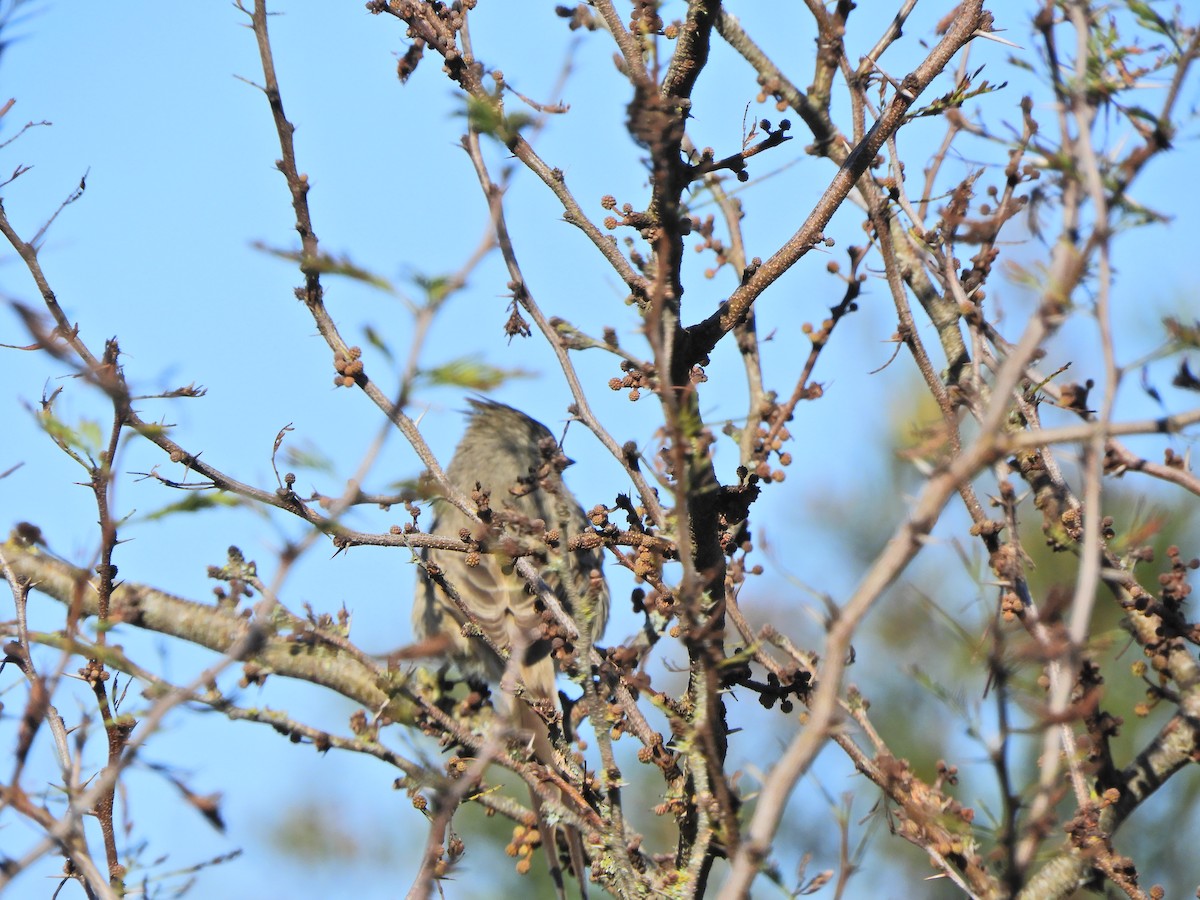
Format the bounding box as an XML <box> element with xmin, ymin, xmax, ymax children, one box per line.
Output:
<box><xmin>520</xmin><ymin>702</ymin><xmax>590</xmax><ymax>900</ymax></box>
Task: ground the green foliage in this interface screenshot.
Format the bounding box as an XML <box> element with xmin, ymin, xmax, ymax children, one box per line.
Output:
<box><xmin>137</xmin><ymin>492</ymin><xmax>244</xmax><ymax>523</ymax></box>
<box><xmin>459</xmin><ymin>94</ymin><xmax>532</xmax><ymax>144</ymax></box>
<box><xmin>1164</xmin><ymin>316</ymin><xmax>1200</xmax><ymax>349</ymax></box>
<box><xmin>280</xmin><ymin>441</ymin><xmax>336</xmax><ymax>474</ymax></box>
<box><xmin>419</xmin><ymin>356</ymin><xmax>533</xmax><ymax>391</ymax></box>
<box><xmin>266</xmin><ymin>798</ymin><xmax>399</xmax><ymax>867</ymax></box>
<box><xmin>1127</xmin><ymin>0</ymin><xmax>1187</xmax><ymax>53</ymax></box>
<box><xmin>36</xmin><ymin>409</ymin><xmax>103</xmax><ymax>461</ymax></box>
<box><xmin>254</xmin><ymin>242</ymin><xmax>397</xmax><ymax>293</ymax></box>
<box><xmin>906</xmin><ymin>66</ymin><xmax>1007</xmax><ymax>121</ymax></box>
<box><xmin>361</xmin><ymin>324</ymin><xmax>394</xmax><ymax>363</ymax></box>
<box><xmin>412</xmin><ymin>272</ymin><xmax>455</xmax><ymax>308</ymax></box>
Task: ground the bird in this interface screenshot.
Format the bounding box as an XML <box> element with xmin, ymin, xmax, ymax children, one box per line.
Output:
<box><xmin>412</xmin><ymin>398</ymin><xmax>608</xmax><ymax>896</ymax></box>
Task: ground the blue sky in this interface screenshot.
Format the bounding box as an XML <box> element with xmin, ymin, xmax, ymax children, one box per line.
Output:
<box><xmin>2</xmin><ymin>2</ymin><xmax>1200</xmax><ymax>898</ymax></box>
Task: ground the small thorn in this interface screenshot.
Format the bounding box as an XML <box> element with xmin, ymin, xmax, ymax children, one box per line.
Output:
<box><xmin>972</xmin><ymin>29</ymin><xmax>1023</xmax><ymax>50</ymax></box>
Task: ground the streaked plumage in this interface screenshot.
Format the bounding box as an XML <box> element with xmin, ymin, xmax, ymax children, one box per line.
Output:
<box><xmin>412</xmin><ymin>399</ymin><xmax>608</xmax><ymax>895</ymax></box>
<box><xmin>413</xmin><ymin>399</ymin><xmax>608</xmax><ymax>694</ymax></box>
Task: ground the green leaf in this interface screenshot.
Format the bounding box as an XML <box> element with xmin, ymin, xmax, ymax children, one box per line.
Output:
<box><xmin>281</xmin><ymin>442</ymin><xmax>336</xmax><ymax>474</ymax></box>
<box><xmin>412</xmin><ymin>272</ymin><xmax>455</xmax><ymax>307</ymax></box>
<box><xmin>37</xmin><ymin>410</ymin><xmax>103</xmax><ymax>458</ymax></box>
<box><xmin>419</xmin><ymin>357</ymin><xmax>533</xmax><ymax>391</ymax></box>
<box><xmin>458</xmin><ymin>95</ymin><xmax>533</xmax><ymax>143</ymax></box>
<box><xmin>907</xmin><ymin>75</ymin><xmax>1008</xmax><ymax>121</ymax></box>
<box><xmin>362</xmin><ymin>325</ymin><xmax>395</xmax><ymax>364</ymax></box>
<box><xmin>138</xmin><ymin>491</ymin><xmax>243</xmax><ymax>522</ymax></box>
<box><xmin>1164</xmin><ymin>316</ymin><xmax>1200</xmax><ymax>349</ymax></box>
<box><xmin>252</xmin><ymin>243</ymin><xmax>396</xmax><ymax>293</ymax></box>
<box><xmin>1126</xmin><ymin>0</ymin><xmax>1182</xmax><ymax>50</ymax></box>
